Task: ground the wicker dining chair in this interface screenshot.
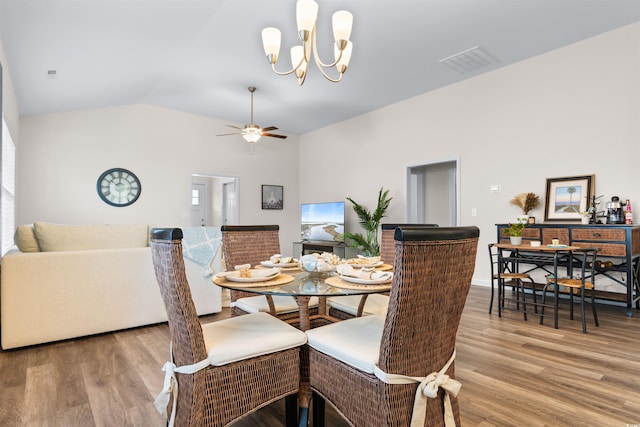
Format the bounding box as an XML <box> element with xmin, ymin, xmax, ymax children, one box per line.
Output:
<box><xmin>220</xmin><ymin>225</ymin><xmax>318</xmax><ymax>322</ymax></box>
<box><xmin>149</xmin><ymin>228</ymin><xmax>307</xmax><ymax>427</ymax></box>
<box><xmin>307</xmin><ymin>226</ymin><xmax>479</xmax><ymax>427</ymax></box>
<box><xmin>327</xmin><ymin>223</ymin><xmax>440</xmax><ymax>320</ymax></box>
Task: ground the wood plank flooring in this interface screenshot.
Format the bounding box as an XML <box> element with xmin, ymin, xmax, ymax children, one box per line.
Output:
<box><xmin>1</xmin><ymin>285</ymin><xmax>639</xmax><ymax>426</ymax></box>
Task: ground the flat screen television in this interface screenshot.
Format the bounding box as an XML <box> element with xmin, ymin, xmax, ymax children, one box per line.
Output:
<box><xmin>301</xmin><ymin>201</ymin><xmax>345</xmax><ymax>243</ymax></box>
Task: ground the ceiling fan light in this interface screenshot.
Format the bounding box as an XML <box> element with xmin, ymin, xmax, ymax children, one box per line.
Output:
<box><xmin>332</xmin><ymin>10</ymin><xmax>352</xmax><ymax>43</ymax></box>
<box><xmin>243</xmin><ymin>133</ymin><xmax>261</xmax><ymax>143</ymax></box>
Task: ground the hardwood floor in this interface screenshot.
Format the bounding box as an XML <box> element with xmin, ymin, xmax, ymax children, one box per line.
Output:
<box><xmin>1</xmin><ymin>285</ymin><xmax>640</xmax><ymax>426</ymax></box>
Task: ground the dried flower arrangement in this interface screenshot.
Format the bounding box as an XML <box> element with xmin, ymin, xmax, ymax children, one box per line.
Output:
<box><xmin>510</xmin><ymin>192</ymin><xmax>540</xmax><ymax>215</ymax></box>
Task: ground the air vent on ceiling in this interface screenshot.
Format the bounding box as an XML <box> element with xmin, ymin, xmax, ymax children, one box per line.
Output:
<box><xmin>47</xmin><ymin>70</ymin><xmax>57</xmax><ymax>79</ymax></box>
<box><xmin>439</xmin><ymin>46</ymin><xmax>497</xmax><ymax>74</ymax></box>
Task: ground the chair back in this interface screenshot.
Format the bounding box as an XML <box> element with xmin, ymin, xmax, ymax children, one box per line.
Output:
<box><xmin>220</xmin><ymin>225</ymin><xmax>281</xmax><ymax>303</ymax></box>
<box><xmin>220</xmin><ymin>225</ymin><xmax>280</xmax><ymax>270</ymax></box>
<box><xmin>380</xmin><ymin>223</ymin><xmax>439</xmax><ymax>265</ymax></box>
<box><xmin>380</xmin><ymin>226</ymin><xmax>479</xmax><ymax>425</ymax></box>
<box><xmin>149</xmin><ymin>228</ymin><xmax>207</xmax><ymax>425</ymax></box>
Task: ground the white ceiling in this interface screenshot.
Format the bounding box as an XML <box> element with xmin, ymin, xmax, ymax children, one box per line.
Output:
<box><xmin>1</xmin><ymin>0</ymin><xmax>640</xmax><ymax>136</ymax></box>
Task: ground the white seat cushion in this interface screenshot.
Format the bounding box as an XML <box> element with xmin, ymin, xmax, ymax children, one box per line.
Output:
<box><xmin>305</xmin><ymin>314</ymin><xmax>385</xmax><ymax>373</ymax></box>
<box><xmin>327</xmin><ymin>294</ymin><xmax>389</xmax><ymax>316</ymax></box>
<box><xmin>233</xmin><ymin>295</ymin><xmax>319</xmax><ymax>314</ymax></box>
<box><xmin>202</xmin><ymin>312</ymin><xmax>307</xmax><ymax>366</ymax></box>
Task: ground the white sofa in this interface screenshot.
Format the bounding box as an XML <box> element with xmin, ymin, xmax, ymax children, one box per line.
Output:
<box><xmin>0</xmin><ymin>222</ymin><xmax>222</xmax><ymax>349</ymax></box>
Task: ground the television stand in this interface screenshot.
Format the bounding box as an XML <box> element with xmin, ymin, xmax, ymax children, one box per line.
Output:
<box><xmin>293</xmin><ymin>240</ymin><xmax>358</xmax><ymax>260</ymax></box>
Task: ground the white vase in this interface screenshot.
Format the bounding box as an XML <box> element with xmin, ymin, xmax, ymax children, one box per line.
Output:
<box><xmin>510</xmin><ymin>236</ymin><xmax>522</xmax><ymax>245</ymax></box>
<box><xmin>581</xmin><ymin>217</ymin><xmax>589</xmax><ymax>225</ymax></box>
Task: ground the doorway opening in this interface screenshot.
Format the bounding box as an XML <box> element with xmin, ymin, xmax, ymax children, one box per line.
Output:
<box><xmin>406</xmin><ymin>158</ymin><xmax>459</xmax><ymax>226</ymax></box>
<box><xmin>190</xmin><ymin>174</ymin><xmax>239</xmax><ymax>227</ymax></box>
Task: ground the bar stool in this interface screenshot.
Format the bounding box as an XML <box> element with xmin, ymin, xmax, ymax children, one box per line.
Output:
<box><xmin>541</xmin><ymin>248</ymin><xmax>599</xmax><ymax>333</ymax></box>
<box><xmin>488</xmin><ymin>244</ymin><xmax>536</xmax><ymax>320</ymax></box>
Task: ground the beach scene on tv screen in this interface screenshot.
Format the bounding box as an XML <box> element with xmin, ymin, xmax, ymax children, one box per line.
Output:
<box><xmin>301</xmin><ymin>202</ymin><xmax>345</xmax><ymax>242</ymax></box>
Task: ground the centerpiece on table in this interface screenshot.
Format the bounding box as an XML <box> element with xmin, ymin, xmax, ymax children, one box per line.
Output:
<box><xmin>510</xmin><ymin>192</ymin><xmax>540</xmax><ymax>224</ymax></box>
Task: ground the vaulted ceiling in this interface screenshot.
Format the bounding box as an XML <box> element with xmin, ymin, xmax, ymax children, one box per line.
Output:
<box><xmin>2</xmin><ymin>0</ymin><xmax>639</xmax><ymax>135</ymax></box>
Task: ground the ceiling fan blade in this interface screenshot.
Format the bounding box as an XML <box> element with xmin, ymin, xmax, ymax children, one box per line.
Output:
<box><xmin>263</xmin><ymin>133</ymin><xmax>287</xmax><ymax>139</ymax></box>
<box><xmin>225</xmin><ymin>124</ymin><xmax>243</xmax><ymax>130</ymax></box>
<box><xmin>216</xmin><ymin>132</ymin><xmax>242</xmax><ymax>137</ymax></box>
<box><xmin>261</xmin><ymin>126</ymin><xmax>278</xmax><ymax>132</ymax></box>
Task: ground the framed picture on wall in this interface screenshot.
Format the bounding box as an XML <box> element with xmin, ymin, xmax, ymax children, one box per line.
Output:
<box><xmin>262</xmin><ymin>185</ymin><xmax>283</xmax><ymax>210</ymax></box>
<box><xmin>544</xmin><ymin>175</ymin><xmax>595</xmax><ymax>222</ymax></box>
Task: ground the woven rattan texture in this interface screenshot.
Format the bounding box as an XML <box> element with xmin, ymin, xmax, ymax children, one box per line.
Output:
<box><xmin>150</xmin><ymin>234</ymin><xmax>301</xmax><ymax>426</ymax></box>
<box><xmin>310</xmin><ymin>235</ymin><xmax>479</xmax><ymax>427</ymax></box>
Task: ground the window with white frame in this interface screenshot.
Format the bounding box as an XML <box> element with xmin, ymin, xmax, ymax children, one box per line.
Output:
<box><xmin>1</xmin><ymin>115</ymin><xmax>16</xmax><ymax>255</ymax></box>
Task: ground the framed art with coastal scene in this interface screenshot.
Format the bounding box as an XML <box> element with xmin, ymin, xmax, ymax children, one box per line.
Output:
<box><xmin>544</xmin><ymin>175</ymin><xmax>594</xmax><ymax>222</ymax></box>
<box><xmin>262</xmin><ymin>185</ymin><xmax>283</xmax><ymax>210</ymax></box>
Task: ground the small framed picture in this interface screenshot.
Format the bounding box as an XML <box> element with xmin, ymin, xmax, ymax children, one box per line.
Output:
<box><xmin>544</xmin><ymin>175</ymin><xmax>595</xmax><ymax>222</ymax></box>
<box><xmin>262</xmin><ymin>185</ymin><xmax>283</xmax><ymax>210</ymax></box>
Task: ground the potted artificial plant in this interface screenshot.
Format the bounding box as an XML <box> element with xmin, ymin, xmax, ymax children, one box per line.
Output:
<box><xmin>344</xmin><ymin>188</ymin><xmax>392</xmax><ymax>256</ymax></box>
<box><xmin>503</xmin><ymin>221</ymin><xmax>526</xmax><ymax>245</ymax></box>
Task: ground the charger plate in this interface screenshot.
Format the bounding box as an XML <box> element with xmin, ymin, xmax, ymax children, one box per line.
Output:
<box><xmin>325</xmin><ymin>276</ymin><xmax>392</xmax><ymax>292</ymax></box>
<box><xmin>213</xmin><ymin>273</ymin><xmax>295</xmax><ymax>288</ymax></box>
<box><xmin>375</xmin><ymin>263</ymin><xmax>393</xmax><ymax>271</ymax></box>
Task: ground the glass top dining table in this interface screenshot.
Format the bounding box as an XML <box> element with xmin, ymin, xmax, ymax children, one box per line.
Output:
<box><xmin>213</xmin><ymin>268</ymin><xmax>392</xmax><ymax>331</ymax></box>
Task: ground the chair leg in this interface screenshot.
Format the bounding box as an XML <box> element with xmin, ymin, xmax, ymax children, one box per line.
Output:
<box><xmin>518</xmin><ymin>279</ymin><xmax>528</xmax><ymax>321</ymax></box>
<box><xmin>285</xmin><ymin>394</ymin><xmax>299</xmax><ymax>427</ymax></box>
<box><xmin>489</xmin><ymin>279</ymin><xmax>495</xmax><ymax>314</ymax></box>
<box><xmin>591</xmin><ymin>288</ymin><xmax>599</xmax><ymax>327</ymax></box>
<box><xmin>527</xmin><ymin>278</ymin><xmax>538</xmax><ymax>314</ymax></box>
<box><xmin>580</xmin><ymin>286</ymin><xmax>587</xmax><ymax>333</ymax></box>
<box><xmin>312</xmin><ymin>391</ymin><xmax>325</xmax><ymax>427</ymax></box>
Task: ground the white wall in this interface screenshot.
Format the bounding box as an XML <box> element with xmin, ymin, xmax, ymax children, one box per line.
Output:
<box><xmin>299</xmin><ymin>23</ymin><xmax>640</xmax><ymax>283</ymax></box>
<box><xmin>0</xmin><ymin>37</ymin><xmax>19</xmax><ymax>145</ymax></box>
<box><xmin>9</xmin><ymin>23</ymin><xmax>640</xmax><ymax>282</ymax></box>
<box><xmin>17</xmin><ymin>105</ymin><xmax>302</xmax><ymax>253</ymax></box>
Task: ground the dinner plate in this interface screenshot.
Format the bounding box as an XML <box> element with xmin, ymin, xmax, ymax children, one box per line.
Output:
<box><xmin>223</xmin><ymin>270</ymin><xmax>280</xmax><ymax>283</ymax></box>
<box><xmin>346</xmin><ymin>261</ymin><xmax>384</xmax><ymax>269</ymax></box>
<box><xmin>260</xmin><ymin>260</ymin><xmax>299</xmax><ymax>268</ymax></box>
<box><xmin>340</xmin><ymin>274</ymin><xmax>393</xmax><ymax>285</ymax></box>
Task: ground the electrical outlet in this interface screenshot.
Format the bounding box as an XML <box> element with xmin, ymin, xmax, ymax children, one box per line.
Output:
<box><xmin>471</xmin><ymin>208</ymin><xmax>478</xmax><ymax>216</ymax></box>
<box><xmin>490</xmin><ymin>185</ymin><xmax>501</xmax><ymax>194</ymax></box>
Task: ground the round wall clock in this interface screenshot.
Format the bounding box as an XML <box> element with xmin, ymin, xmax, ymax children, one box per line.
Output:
<box><xmin>96</xmin><ymin>168</ymin><xmax>141</xmax><ymax>207</ymax></box>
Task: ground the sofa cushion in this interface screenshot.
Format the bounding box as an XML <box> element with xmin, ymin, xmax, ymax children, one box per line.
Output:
<box><xmin>14</xmin><ymin>224</ymin><xmax>41</xmax><ymax>252</ymax></box>
<box><xmin>33</xmin><ymin>222</ymin><xmax>149</xmax><ymax>251</ymax></box>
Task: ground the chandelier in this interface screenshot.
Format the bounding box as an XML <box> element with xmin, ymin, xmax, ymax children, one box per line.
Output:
<box><xmin>261</xmin><ymin>0</ymin><xmax>353</xmax><ymax>85</ymax></box>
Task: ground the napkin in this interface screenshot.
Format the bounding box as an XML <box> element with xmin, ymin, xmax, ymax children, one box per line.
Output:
<box><xmin>248</xmin><ymin>267</ymin><xmax>280</xmax><ymax>277</ymax></box>
<box><xmin>336</xmin><ymin>264</ymin><xmax>392</xmax><ymax>281</ymax></box>
<box><xmin>269</xmin><ymin>254</ymin><xmax>294</xmax><ymax>264</ymax></box>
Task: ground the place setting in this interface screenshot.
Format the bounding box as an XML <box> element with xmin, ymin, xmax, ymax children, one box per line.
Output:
<box><xmin>325</xmin><ymin>263</ymin><xmax>393</xmax><ymax>291</ymax></box>
<box><xmin>345</xmin><ymin>255</ymin><xmax>393</xmax><ymax>272</ymax></box>
<box><xmin>257</xmin><ymin>254</ymin><xmax>302</xmax><ymax>271</ymax></box>
<box><xmin>213</xmin><ymin>264</ymin><xmax>295</xmax><ymax>287</ymax></box>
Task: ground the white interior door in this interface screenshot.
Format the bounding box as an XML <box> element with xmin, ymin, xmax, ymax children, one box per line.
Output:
<box><xmin>190</xmin><ymin>182</ymin><xmax>208</xmax><ymax>226</ymax></box>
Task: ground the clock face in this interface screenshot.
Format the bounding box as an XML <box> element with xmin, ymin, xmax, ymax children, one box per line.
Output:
<box><xmin>97</xmin><ymin>168</ymin><xmax>141</xmax><ymax>207</ymax></box>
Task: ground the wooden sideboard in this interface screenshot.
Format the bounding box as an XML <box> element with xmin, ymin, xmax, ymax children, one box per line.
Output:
<box><xmin>496</xmin><ymin>223</ymin><xmax>640</xmax><ymax>315</ymax></box>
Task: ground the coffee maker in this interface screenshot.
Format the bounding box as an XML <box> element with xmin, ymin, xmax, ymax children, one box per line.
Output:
<box><xmin>606</xmin><ymin>196</ymin><xmax>625</xmax><ymax>224</ymax></box>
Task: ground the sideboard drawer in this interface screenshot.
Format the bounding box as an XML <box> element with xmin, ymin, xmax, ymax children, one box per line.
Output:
<box><xmin>571</xmin><ymin>242</ymin><xmax>627</xmax><ymax>257</ymax></box>
<box><xmin>572</xmin><ymin>228</ymin><xmax>626</xmax><ymax>242</ymax></box>
<box><xmin>542</xmin><ymin>228</ymin><xmax>569</xmax><ymax>245</ymax></box>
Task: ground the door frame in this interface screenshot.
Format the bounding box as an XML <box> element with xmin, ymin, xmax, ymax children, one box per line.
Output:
<box><xmin>405</xmin><ymin>156</ymin><xmax>460</xmax><ymax>226</ymax></box>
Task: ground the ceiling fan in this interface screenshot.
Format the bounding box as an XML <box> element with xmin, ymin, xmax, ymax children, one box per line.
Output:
<box><xmin>217</xmin><ymin>86</ymin><xmax>287</xmax><ymax>143</ymax></box>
